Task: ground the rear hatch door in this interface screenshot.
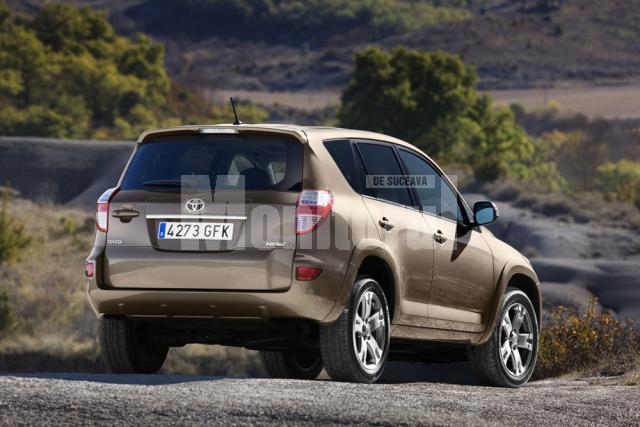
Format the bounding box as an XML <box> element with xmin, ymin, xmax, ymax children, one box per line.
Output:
<box><xmin>103</xmin><ymin>132</ymin><xmax>302</xmax><ymax>291</ymax></box>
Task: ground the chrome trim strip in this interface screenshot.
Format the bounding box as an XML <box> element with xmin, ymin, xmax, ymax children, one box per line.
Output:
<box><xmin>146</xmin><ymin>214</ymin><xmax>247</xmax><ymax>220</ymax></box>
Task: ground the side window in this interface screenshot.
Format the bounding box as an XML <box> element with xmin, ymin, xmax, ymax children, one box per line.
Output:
<box><xmin>356</xmin><ymin>143</ymin><xmax>413</xmax><ymax>207</ymax></box>
<box><xmin>398</xmin><ymin>149</ymin><xmax>462</xmax><ymax>222</ymax></box>
<box><xmin>323</xmin><ymin>139</ymin><xmax>361</xmax><ymax>193</ymax></box>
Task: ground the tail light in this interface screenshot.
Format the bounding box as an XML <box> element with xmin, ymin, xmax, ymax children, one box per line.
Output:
<box><xmin>296</xmin><ymin>190</ymin><xmax>333</xmax><ymax>235</ymax></box>
<box><xmin>296</xmin><ymin>266</ymin><xmax>322</xmax><ymax>281</ymax></box>
<box><xmin>96</xmin><ymin>187</ymin><xmax>119</xmax><ymax>232</ymax></box>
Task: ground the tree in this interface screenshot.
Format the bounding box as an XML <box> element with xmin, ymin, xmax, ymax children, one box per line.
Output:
<box><xmin>338</xmin><ymin>47</ymin><xmax>533</xmax><ymax>181</ymax></box>
<box><xmin>31</xmin><ymin>4</ymin><xmax>116</xmax><ymax>57</ymax></box>
<box><xmin>0</xmin><ymin>3</ymin><xmax>171</xmax><ymax>139</ymax></box>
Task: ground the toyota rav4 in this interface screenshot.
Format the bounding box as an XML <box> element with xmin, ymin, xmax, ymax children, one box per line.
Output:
<box><xmin>86</xmin><ymin>124</ymin><xmax>540</xmax><ymax>387</ymax></box>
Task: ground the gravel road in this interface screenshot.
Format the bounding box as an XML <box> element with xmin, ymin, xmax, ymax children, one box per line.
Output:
<box><xmin>0</xmin><ymin>374</ymin><xmax>638</xmax><ymax>425</ymax></box>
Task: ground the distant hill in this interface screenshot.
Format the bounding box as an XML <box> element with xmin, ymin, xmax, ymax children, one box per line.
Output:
<box><xmin>389</xmin><ymin>0</ymin><xmax>640</xmax><ymax>89</ymax></box>
<box><xmin>8</xmin><ymin>1</ymin><xmax>640</xmax><ymax>91</ymax></box>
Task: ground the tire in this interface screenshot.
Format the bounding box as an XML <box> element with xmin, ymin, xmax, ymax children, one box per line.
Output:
<box><xmin>320</xmin><ymin>276</ymin><xmax>391</xmax><ymax>383</ymax></box>
<box><xmin>469</xmin><ymin>289</ymin><xmax>539</xmax><ymax>387</ymax></box>
<box><xmin>99</xmin><ymin>316</ymin><xmax>168</xmax><ymax>374</ymax></box>
<box><xmin>259</xmin><ymin>349</ymin><xmax>323</xmax><ymax>380</ymax></box>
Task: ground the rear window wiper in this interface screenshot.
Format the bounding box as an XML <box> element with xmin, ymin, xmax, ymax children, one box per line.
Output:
<box><xmin>143</xmin><ymin>179</ymin><xmax>197</xmax><ymax>187</ymax></box>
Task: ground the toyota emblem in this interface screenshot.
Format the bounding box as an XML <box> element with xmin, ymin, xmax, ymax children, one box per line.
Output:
<box><xmin>185</xmin><ymin>197</ymin><xmax>205</xmax><ymax>213</ymax></box>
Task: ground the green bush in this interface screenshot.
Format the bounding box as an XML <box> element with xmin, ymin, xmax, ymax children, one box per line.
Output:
<box><xmin>535</xmin><ymin>298</ymin><xmax>640</xmax><ymax>379</ymax></box>
<box><xmin>338</xmin><ymin>47</ymin><xmax>536</xmax><ymax>181</ymax></box>
<box><xmin>595</xmin><ymin>160</ymin><xmax>640</xmax><ymax>206</ymax></box>
<box><xmin>0</xmin><ymin>187</ymin><xmax>31</xmax><ymax>264</ymax></box>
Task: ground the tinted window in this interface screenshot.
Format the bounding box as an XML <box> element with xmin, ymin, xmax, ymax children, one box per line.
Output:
<box><xmin>398</xmin><ymin>149</ymin><xmax>462</xmax><ymax>221</ymax></box>
<box><xmin>121</xmin><ymin>134</ymin><xmax>302</xmax><ymax>191</ymax></box>
<box><xmin>324</xmin><ymin>139</ymin><xmax>361</xmax><ymax>193</ymax></box>
<box><xmin>357</xmin><ymin>143</ymin><xmax>412</xmax><ymax>206</ymax></box>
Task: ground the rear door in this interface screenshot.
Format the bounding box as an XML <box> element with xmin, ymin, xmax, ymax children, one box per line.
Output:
<box><xmin>104</xmin><ymin>132</ymin><xmax>302</xmax><ymax>291</ymax></box>
<box><xmin>354</xmin><ymin>141</ymin><xmax>435</xmax><ymax>327</ymax></box>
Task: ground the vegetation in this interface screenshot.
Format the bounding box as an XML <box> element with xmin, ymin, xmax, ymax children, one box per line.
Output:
<box><xmin>536</xmin><ymin>298</ymin><xmax>640</xmax><ymax>379</ymax></box>
<box><xmin>0</xmin><ymin>288</ymin><xmax>12</xmax><ymax>334</ymax></box>
<box><xmin>596</xmin><ymin>160</ymin><xmax>640</xmax><ymax>207</ymax></box>
<box><xmin>128</xmin><ymin>0</ymin><xmax>470</xmax><ymax>44</ymax></box>
<box><xmin>0</xmin><ymin>2</ymin><xmax>268</xmax><ymax>140</ymax></box>
<box><xmin>0</xmin><ymin>2</ymin><xmax>168</xmax><ymax>139</ymax></box>
<box><xmin>0</xmin><ymin>195</ymin><xmax>264</xmax><ymax>374</ymax></box>
<box><xmin>492</xmin><ymin>106</ymin><xmax>640</xmax><ymax>220</ymax></box>
<box><xmin>0</xmin><ymin>187</ymin><xmax>31</xmax><ymax>264</ymax></box>
<box><xmin>338</xmin><ymin>47</ymin><xmax>539</xmax><ymax>181</ymax></box>
<box><xmin>337</xmin><ymin>47</ymin><xmax>640</xmax><ymax>211</ymax></box>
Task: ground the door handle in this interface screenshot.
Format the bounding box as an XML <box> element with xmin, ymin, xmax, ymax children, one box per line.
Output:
<box><xmin>433</xmin><ymin>230</ymin><xmax>447</xmax><ymax>244</ymax></box>
<box><xmin>112</xmin><ymin>208</ymin><xmax>139</xmax><ymax>223</ymax></box>
<box><xmin>378</xmin><ymin>217</ymin><xmax>394</xmax><ymax>231</ymax></box>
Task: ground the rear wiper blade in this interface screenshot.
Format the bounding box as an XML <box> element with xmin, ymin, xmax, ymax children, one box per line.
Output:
<box><xmin>143</xmin><ymin>179</ymin><xmax>197</xmax><ymax>187</ymax></box>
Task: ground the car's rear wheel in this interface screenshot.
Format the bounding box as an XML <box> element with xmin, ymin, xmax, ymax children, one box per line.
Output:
<box><xmin>320</xmin><ymin>276</ymin><xmax>390</xmax><ymax>383</ymax></box>
<box><xmin>469</xmin><ymin>289</ymin><xmax>539</xmax><ymax>387</ymax></box>
<box><xmin>260</xmin><ymin>349</ymin><xmax>323</xmax><ymax>380</ymax></box>
<box><xmin>99</xmin><ymin>316</ymin><xmax>168</xmax><ymax>374</ymax></box>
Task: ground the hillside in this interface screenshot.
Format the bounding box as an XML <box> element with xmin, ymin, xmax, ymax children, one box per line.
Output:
<box><xmin>11</xmin><ymin>0</ymin><xmax>640</xmax><ymax>91</ymax></box>
<box><xmin>390</xmin><ymin>0</ymin><xmax>640</xmax><ymax>89</ymax></box>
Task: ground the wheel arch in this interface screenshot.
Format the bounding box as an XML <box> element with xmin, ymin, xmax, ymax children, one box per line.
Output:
<box><xmin>507</xmin><ymin>273</ymin><xmax>541</xmax><ymax>328</ymax></box>
<box><xmin>356</xmin><ymin>255</ymin><xmax>397</xmax><ymax>323</ymax></box>
<box><xmin>321</xmin><ymin>239</ymin><xmax>402</xmax><ymax>325</ymax></box>
<box><xmin>477</xmin><ymin>262</ymin><xmax>541</xmax><ymax>344</ymax></box>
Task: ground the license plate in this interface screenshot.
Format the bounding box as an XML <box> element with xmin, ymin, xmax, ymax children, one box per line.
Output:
<box><xmin>158</xmin><ymin>222</ymin><xmax>234</xmax><ymax>240</ymax></box>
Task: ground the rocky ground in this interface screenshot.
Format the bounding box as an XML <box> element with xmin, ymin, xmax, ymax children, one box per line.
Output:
<box><xmin>0</xmin><ymin>373</ymin><xmax>638</xmax><ymax>425</ymax></box>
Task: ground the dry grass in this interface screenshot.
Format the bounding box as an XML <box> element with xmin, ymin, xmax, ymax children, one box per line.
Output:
<box><xmin>0</xmin><ymin>197</ymin><xmax>263</xmax><ymax>376</ymax></box>
<box><xmin>0</xmin><ymin>197</ymin><xmax>95</xmax><ymax>339</ymax></box>
<box><xmin>535</xmin><ymin>298</ymin><xmax>640</xmax><ymax>380</ymax></box>
<box><xmin>492</xmin><ymin>84</ymin><xmax>640</xmax><ymax>120</ymax></box>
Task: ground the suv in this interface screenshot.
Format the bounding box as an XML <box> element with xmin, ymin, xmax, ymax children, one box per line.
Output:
<box><xmin>86</xmin><ymin>124</ymin><xmax>540</xmax><ymax>387</ymax></box>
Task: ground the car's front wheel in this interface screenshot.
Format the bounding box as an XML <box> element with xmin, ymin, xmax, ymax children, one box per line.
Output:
<box><xmin>469</xmin><ymin>289</ymin><xmax>539</xmax><ymax>387</ymax></box>
<box><xmin>320</xmin><ymin>276</ymin><xmax>391</xmax><ymax>383</ymax></box>
<box><xmin>99</xmin><ymin>316</ymin><xmax>168</xmax><ymax>374</ymax></box>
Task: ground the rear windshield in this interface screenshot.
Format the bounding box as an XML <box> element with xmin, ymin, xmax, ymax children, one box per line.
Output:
<box><xmin>120</xmin><ymin>134</ymin><xmax>302</xmax><ymax>191</ymax></box>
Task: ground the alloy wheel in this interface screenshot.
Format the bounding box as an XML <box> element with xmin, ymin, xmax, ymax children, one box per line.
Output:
<box><xmin>352</xmin><ymin>290</ymin><xmax>387</xmax><ymax>373</ymax></box>
<box><xmin>499</xmin><ymin>302</ymin><xmax>534</xmax><ymax>379</ymax></box>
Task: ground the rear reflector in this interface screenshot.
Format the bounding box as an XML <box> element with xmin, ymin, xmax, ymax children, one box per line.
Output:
<box><xmin>296</xmin><ymin>190</ymin><xmax>333</xmax><ymax>234</ymax></box>
<box><xmin>96</xmin><ymin>187</ymin><xmax>119</xmax><ymax>232</ymax></box>
<box><xmin>296</xmin><ymin>266</ymin><xmax>322</xmax><ymax>281</ymax></box>
<box><xmin>85</xmin><ymin>261</ymin><xmax>95</xmax><ymax>278</ymax></box>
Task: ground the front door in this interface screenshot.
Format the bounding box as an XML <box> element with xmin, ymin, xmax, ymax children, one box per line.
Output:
<box><xmin>396</xmin><ymin>148</ymin><xmax>494</xmax><ymax>332</ymax></box>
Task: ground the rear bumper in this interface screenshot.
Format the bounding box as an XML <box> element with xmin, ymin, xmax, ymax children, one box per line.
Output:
<box><xmin>86</xmin><ymin>248</ymin><xmax>354</xmax><ymax>324</ymax></box>
<box><xmin>87</xmin><ymin>282</ymin><xmax>335</xmax><ymax>322</ymax></box>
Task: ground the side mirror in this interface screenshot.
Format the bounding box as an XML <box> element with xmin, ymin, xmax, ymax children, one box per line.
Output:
<box><xmin>473</xmin><ymin>201</ymin><xmax>499</xmax><ymax>226</ymax></box>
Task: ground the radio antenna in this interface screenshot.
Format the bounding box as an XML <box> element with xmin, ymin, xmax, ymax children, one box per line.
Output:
<box><xmin>230</xmin><ymin>97</ymin><xmax>242</xmax><ymax>125</ymax></box>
